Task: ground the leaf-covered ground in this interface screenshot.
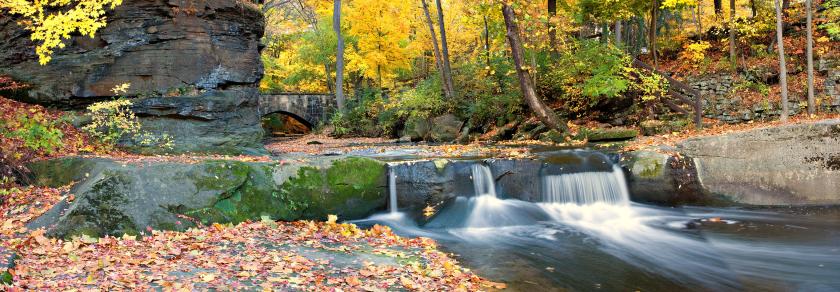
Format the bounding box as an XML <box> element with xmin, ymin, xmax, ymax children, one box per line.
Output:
<box><xmin>0</xmin><ymin>187</ymin><xmax>502</xmax><ymax>291</ymax></box>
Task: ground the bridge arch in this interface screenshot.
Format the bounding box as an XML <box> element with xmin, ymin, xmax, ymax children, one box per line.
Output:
<box><xmin>258</xmin><ymin>93</ymin><xmax>336</xmax><ymax>128</ymax></box>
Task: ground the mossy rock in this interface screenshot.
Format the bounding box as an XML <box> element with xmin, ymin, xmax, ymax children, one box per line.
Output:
<box><xmin>575</xmin><ymin>127</ymin><xmax>639</xmax><ymax>142</ymax></box>
<box><xmin>29</xmin><ymin>156</ymin><xmax>388</xmax><ymax>238</ymax></box>
<box><xmin>280</xmin><ymin>157</ymin><xmax>387</xmax><ymax>220</ymax></box>
<box><xmin>539</xmin><ymin>129</ymin><xmax>567</xmax><ymax>143</ymax></box>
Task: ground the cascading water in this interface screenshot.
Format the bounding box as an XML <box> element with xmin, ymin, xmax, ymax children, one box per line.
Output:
<box><xmin>471</xmin><ymin>164</ymin><xmax>497</xmax><ymax>197</ymax></box>
<box><xmin>357</xmin><ymin>153</ymin><xmax>839</xmax><ymax>290</ymax></box>
<box><xmin>541</xmin><ymin>164</ymin><xmax>631</xmax><ymax>205</ymax></box>
<box><xmin>428</xmin><ymin>163</ymin><xmax>548</xmax><ymax>230</ymax></box>
<box><xmin>388</xmin><ymin>165</ymin><xmax>398</xmax><ymax>213</ymax></box>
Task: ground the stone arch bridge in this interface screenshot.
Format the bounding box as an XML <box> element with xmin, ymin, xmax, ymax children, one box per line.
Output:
<box><xmin>259</xmin><ymin>93</ymin><xmax>336</xmax><ymax>128</ymax></box>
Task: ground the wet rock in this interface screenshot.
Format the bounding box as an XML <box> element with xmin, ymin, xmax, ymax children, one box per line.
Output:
<box><xmin>620</xmin><ymin>150</ymin><xmax>714</xmax><ymax>206</ymax></box>
<box><xmin>389</xmin><ymin>160</ymin><xmax>474</xmax><ymax>217</ymax></box>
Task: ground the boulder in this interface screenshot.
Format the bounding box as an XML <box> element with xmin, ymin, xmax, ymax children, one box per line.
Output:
<box><xmin>402</xmin><ymin>117</ymin><xmax>431</xmax><ymax>141</ymax></box>
<box><xmin>28</xmin><ymin>156</ymin><xmax>387</xmax><ymax>238</ymax></box>
<box><xmin>619</xmin><ymin>150</ymin><xmax>714</xmax><ymax>206</ymax></box>
<box><xmin>0</xmin><ymin>0</ymin><xmax>266</xmax><ymax>155</ymax></box>
<box><xmin>429</xmin><ymin>114</ymin><xmax>463</xmax><ymax>142</ymax></box>
<box><xmin>678</xmin><ymin>120</ymin><xmax>840</xmax><ymax>205</ymax></box>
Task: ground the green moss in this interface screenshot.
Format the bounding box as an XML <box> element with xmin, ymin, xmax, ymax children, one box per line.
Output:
<box><xmin>539</xmin><ymin>129</ymin><xmax>566</xmax><ymax>143</ymax></box>
<box><xmin>277</xmin><ymin>157</ymin><xmax>386</xmax><ymax>220</ymax></box>
<box><xmin>575</xmin><ymin>127</ymin><xmax>638</xmax><ymax>142</ymax></box>
<box><xmin>636</xmin><ymin>158</ymin><xmax>664</xmax><ymax>178</ymax></box>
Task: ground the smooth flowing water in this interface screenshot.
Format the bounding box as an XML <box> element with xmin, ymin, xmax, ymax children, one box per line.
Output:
<box><xmin>355</xmin><ymin>157</ymin><xmax>840</xmax><ymax>291</ymax></box>
<box><xmin>388</xmin><ymin>164</ymin><xmax>398</xmax><ymax>213</ymax></box>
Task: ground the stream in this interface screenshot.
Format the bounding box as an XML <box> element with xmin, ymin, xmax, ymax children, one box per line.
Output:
<box><xmin>353</xmin><ymin>152</ymin><xmax>840</xmax><ymax>291</ymax></box>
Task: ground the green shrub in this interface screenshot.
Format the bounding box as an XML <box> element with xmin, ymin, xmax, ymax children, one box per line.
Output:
<box><xmin>539</xmin><ymin>40</ymin><xmax>668</xmax><ymax>117</ymax></box>
<box><xmin>6</xmin><ymin>113</ymin><xmax>63</xmax><ymax>154</ymax></box>
<box><xmin>329</xmin><ymin>88</ymin><xmax>384</xmax><ymax>138</ymax></box>
<box><xmin>82</xmin><ymin>84</ymin><xmax>173</xmax><ymax>149</ymax></box>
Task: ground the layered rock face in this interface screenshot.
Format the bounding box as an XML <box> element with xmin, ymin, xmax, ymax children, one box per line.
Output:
<box><xmin>0</xmin><ymin>0</ymin><xmax>266</xmax><ymax>154</ymax></box>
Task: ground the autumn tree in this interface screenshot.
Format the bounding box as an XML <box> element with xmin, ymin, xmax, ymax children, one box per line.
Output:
<box><xmin>806</xmin><ymin>0</ymin><xmax>815</xmax><ymax>115</ymax></box>
<box><xmin>501</xmin><ymin>2</ymin><xmax>567</xmax><ymax>132</ymax></box>
<box><xmin>0</xmin><ymin>0</ymin><xmax>123</xmax><ymax>64</ymax></box>
<box><xmin>436</xmin><ymin>0</ymin><xmax>456</xmax><ymax>98</ymax></box>
<box><xmin>334</xmin><ymin>0</ymin><xmax>346</xmax><ymax>113</ymax></box>
<box><xmin>729</xmin><ymin>0</ymin><xmax>737</xmax><ymax>70</ymax></box>
<box><xmin>421</xmin><ymin>0</ymin><xmax>453</xmax><ymax>99</ymax></box>
<box><xmin>773</xmin><ymin>0</ymin><xmax>789</xmax><ymax>122</ymax></box>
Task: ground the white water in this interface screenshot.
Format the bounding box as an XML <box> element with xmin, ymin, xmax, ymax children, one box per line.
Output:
<box><xmin>388</xmin><ymin>165</ymin><xmax>398</xmax><ymax>213</ymax></box>
<box><xmin>541</xmin><ymin>164</ymin><xmax>630</xmax><ymax>205</ymax></box>
<box><xmin>471</xmin><ymin>164</ymin><xmax>497</xmax><ymax>197</ymax></box>
<box><xmin>357</xmin><ymin>158</ymin><xmax>840</xmax><ymax>290</ymax></box>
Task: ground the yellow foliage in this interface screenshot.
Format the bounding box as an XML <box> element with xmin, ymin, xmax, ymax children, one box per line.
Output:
<box><xmin>0</xmin><ymin>0</ymin><xmax>123</xmax><ymax>64</ymax></box>
<box><xmin>344</xmin><ymin>0</ymin><xmax>417</xmax><ymax>83</ymax></box>
<box><xmin>83</xmin><ymin>83</ymin><xmax>173</xmax><ymax>149</ymax></box>
<box><xmin>679</xmin><ymin>41</ymin><xmax>711</xmax><ymax>66</ymax></box>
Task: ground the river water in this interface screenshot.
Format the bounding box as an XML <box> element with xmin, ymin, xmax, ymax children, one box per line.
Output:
<box><xmin>354</xmin><ymin>158</ymin><xmax>840</xmax><ymax>291</ymax></box>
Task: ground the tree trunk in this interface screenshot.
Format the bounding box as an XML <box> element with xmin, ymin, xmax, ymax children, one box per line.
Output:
<box><xmin>697</xmin><ymin>4</ymin><xmax>703</xmax><ymax>38</ymax></box>
<box><xmin>774</xmin><ymin>0</ymin><xmax>789</xmax><ymax>122</ymax></box>
<box><xmin>729</xmin><ymin>0</ymin><xmax>737</xmax><ymax>71</ymax></box>
<box><xmin>714</xmin><ymin>0</ymin><xmax>723</xmax><ymax>16</ymax></box>
<box><xmin>548</xmin><ymin>0</ymin><xmax>559</xmax><ymax>54</ymax></box>
<box><xmin>615</xmin><ymin>20</ymin><xmax>623</xmax><ymax>46</ymax></box>
<box><xmin>806</xmin><ymin>0</ymin><xmax>815</xmax><ymax>115</ymax></box>
<box><xmin>435</xmin><ymin>0</ymin><xmax>456</xmax><ymax>98</ymax></box>
<box><xmin>484</xmin><ymin>15</ymin><xmax>491</xmax><ymax>68</ymax></box>
<box><xmin>420</xmin><ymin>0</ymin><xmax>452</xmax><ymax>99</ymax></box>
<box><xmin>750</xmin><ymin>0</ymin><xmax>757</xmax><ymax>17</ymax></box>
<box><xmin>649</xmin><ymin>0</ymin><xmax>659</xmax><ymax>68</ymax></box>
<box><xmin>333</xmin><ymin>0</ymin><xmax>345</xmax><ymax>113</ymax></box>
<box><xmin>501</xmin><ymin>4</ymin><xmax>567</xmax><ymax>132</ymax></box>
<box><xmin>324</xmin><ymin>63</ymin><xmax>334</xmax><ymax>93</ymax></box>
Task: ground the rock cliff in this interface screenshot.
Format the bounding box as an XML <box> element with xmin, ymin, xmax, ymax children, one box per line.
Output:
<box><xmin>0</xmin><ymin>0</ymin><xmax>266</xmax><ymax>154</ymax></box>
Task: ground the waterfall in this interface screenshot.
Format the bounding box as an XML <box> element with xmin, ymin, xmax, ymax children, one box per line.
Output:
<box><xmin>471</xmin><ymin>164</ymin><xmax>497</xmax><ymax>197</ymax></box>
<box><xmin>388</xmin><ymin>165</ymin><xmax>398</xmax><ymax>213</ymax></box>
<box><xmin>541</xmin><ymin>165</ymin><xmax>630</xmax><ymax>205</ymax></box>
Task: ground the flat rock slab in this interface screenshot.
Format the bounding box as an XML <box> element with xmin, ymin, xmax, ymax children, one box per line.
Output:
<box><xmin>678</xmin><ymin>119</ymin><xmax>840</xmax><ymax>205</ymax></box>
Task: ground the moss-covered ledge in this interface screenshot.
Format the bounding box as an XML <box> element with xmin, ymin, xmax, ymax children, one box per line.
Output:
<box><xmin>27</xmin><ymin>156</ymin><xmax>387</xmax><ymax>238</ymax></box>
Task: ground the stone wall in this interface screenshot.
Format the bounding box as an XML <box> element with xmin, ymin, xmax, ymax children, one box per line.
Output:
<box><xmin>689</xmin><ymin>73</ymin><xmax>735</xmax><ymax>98</ymax></box>
<box><xmin>0</xmin><ymin>0</ymin><xmax>266</xmax><ymax>154</ymax></box>
<box><xmin>819</xmin><ymin>57</ymin><xmax>840</xmax><ymax>108</ymax></box>
<box><xmin>689</xmin><ymin>72</ymin><xmax>835</xmax><ymax>125</ymax></box>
